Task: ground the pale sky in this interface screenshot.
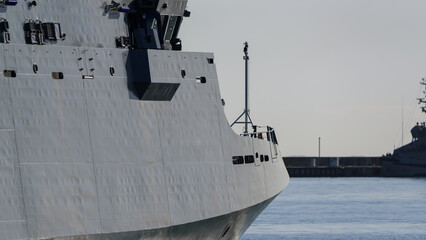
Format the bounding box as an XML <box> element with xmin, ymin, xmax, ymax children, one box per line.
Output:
<box><xmin>180</xmin><ymin>0</ymin><xmax>426</xmax><ymax>157</ymax></box>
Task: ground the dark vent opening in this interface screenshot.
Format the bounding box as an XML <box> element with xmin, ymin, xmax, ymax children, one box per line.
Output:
<box><xmin>43</xmin><ymin>22</ymin><xmax>64</xmax><ymax>41</ymax></box>
<box><xmin>52</xmin><ymin>72</ymin><xmax>64</xmax><ymax>79</ymax></box>
<box><xmin>3</xmin><ymin>70</ymin><xmax>16</xmax><ymax>78</ymax></box>
<box><xmin>207</xmin><ymin>58</ymin><xmax>214</xmax><ymax>64</ymax></box>
<box><xmin>196</xmin><ymin>76</ymin><xmax>206</xmax><ymax>84</ymax></box>
<box><xmin>0</xmin><ymin>18</ymin><xmax>10</xmax><ymax>43</ymax></box>
<box><xmin>28</xmin><ymin>1</ymin><xmax>37</xmax><ymax>7</ymax></box>
<box><xmin>33</xmin><ymin>64</ymin><xmax>38</xmax><ymax>73</ymax></box>
<box><xmin>221</xmin><ymin>225</ymin><xmax>231</xmax><ymax>238</ymax></box>
<box><xmin>171</xmin><ymin>38</ymin><xmax>182</xmax><ymax>51</ymax></box>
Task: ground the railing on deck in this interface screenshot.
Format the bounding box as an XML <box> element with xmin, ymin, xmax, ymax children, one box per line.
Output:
<box><xmin>240</xmin><ymin>126</ymin><xmax>279</xmax><ymax>160</ymax></box>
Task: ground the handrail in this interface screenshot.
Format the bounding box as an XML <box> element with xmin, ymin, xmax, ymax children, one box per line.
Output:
<box><xmin>240</xmin><ymin>125</ymin><xmax>279</xmax><ymax>145</ymax></box>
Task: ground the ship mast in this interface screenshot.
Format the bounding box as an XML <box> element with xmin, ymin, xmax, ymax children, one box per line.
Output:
<box><xmin>231</xmin><ymin>42</ymin><xmax>254</xmax><ymax>134</ymax></box>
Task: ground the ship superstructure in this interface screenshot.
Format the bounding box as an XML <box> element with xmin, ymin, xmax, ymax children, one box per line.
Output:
<box><xmin>0</xmin><ymin>0</ymin><xmax>289</xmax><ymax>239</ymax></box>
<box><xmin>381</xmin><ymin>78</ymin><xmax>426</xmax><ymax>177</ymax></box>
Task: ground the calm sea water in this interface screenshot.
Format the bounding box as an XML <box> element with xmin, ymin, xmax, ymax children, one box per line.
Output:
<box><xmin>242</xmin><ymin>178</ymin><xmax>426</xmax><ymax>240</ymax></box>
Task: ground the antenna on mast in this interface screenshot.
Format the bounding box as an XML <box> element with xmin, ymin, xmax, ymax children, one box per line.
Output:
<box><xmin>231</xmin><ymin>41</ymin><xmax>253</xmax><ymax>134</ymax></box>
<box><xmin>418</xmin><ymin>78</ymin><xmax>426</xmax><ymax>113</ymax></box>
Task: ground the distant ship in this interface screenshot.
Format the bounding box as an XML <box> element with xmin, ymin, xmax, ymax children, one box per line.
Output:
<box><xmin>0</xmin><ymin>0</ymin><xmax>289</xmax><ymax>239</ymax></box>
<box><xmin>381</xmin><ymin>79</ymin><xmax>426</xmax><ymax>177</ymax></box>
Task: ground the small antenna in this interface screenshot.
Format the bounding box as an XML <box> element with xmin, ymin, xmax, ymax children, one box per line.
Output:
<box><xmin>402</xmin><ymin>98</ymin><xmax>404</xmax><ymax>147</ymax></box>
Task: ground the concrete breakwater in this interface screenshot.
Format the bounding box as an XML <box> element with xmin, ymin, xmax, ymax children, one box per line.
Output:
<box><xmin>284</xmin><ymin>157</ymin><xmax>382</xmax><ymax>177</ymax></box>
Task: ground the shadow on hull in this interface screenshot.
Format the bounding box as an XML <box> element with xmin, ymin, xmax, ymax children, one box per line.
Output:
<box><xmin>381</xmin><ymin>160</ymin><xmax>426</xmax><ymax>177</ymax></box>
<box><xmin>36</xmin><ymin>193</ymin><xmax>279</xmax><ymax>240</ymax></box>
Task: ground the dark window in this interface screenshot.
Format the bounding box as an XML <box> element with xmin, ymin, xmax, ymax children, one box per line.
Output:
<box><xmin>244</xmin><ymin>155</ymin><xmax>254</xmax><ymax>164</ymax></box>
<box><xmin>265</xmin><ymin>155</ymin><xmax>269</xmax><ymax>162</ymax></box>
<box><xmin>207</xmin><ymin>58</ymin><xmax>214</xmax><ymax>64</ymax></box>
<box><xmin>116</xmin><ymin>36</ymin><xmax>130</xmax><ymax>48</ymax></box>
<box><xmin>255</xmin><ymin>152</ymin><xmax>259</xmax><ymax>158</ymax></box>
<box><xmin>196</xmin><ymin>76</ymin><xmax>206</xmax><ymax>84</ymax></box>
<box><xmin>232</xmin><ymin>156</ymin><xmax>244</xmax><ymax>165</ymax></box>
<box><xmin>3</xmin><ymin>70</ymin><xmax>16</xmax><ymax>78</ymax></box>
<box><xmin>52</xmin><ymin>72</ymin><xmax>64</xmax><ymax>80</ymax></box>
<box><xmin>260</xmin><ymin>155</ymin><xmax>264</xmax><ymax>162</ymax></box>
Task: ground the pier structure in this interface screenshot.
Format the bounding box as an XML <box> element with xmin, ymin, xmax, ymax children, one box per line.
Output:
<box><xmin>283</xmin><ymin>156</ymin><xmax>382</xmax><ymax>177</ymax></box>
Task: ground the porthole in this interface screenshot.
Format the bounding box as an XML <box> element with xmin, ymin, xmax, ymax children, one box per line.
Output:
<box><xmin>33</xmin><ymin>63</ymin><xmax>38</xmax><ymax>74</ymax></box>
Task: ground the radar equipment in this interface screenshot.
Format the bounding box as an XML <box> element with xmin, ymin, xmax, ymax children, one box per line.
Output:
<box><xmin>124</xmin><ymin>0</ymin><xmax>189</xmax><ymax>50</ymax></box>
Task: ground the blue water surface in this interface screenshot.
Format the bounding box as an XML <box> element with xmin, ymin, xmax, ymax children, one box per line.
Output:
<box><xmin>242</xmin><ymin>178</ymin><xmax>426</xmax><ymax>240</ymax></box>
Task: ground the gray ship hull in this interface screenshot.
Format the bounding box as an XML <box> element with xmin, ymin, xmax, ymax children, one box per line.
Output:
<box><xmin>33</xmin><ymin>192</ymin><xmax>279</xmax><ymax>240</ymax></box>
<box><xmin>0</xmin><ymin>1</ymin><xmax>289</xmax><ymax>239</ymax></box>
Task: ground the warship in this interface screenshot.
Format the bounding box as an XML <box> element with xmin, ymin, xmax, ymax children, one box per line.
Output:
<box><xmin>0</xmin><ymin>0</ymin><xmax>290</xmax><ymax>239</ymax></box>
<box><xmin>381</xmin><ymin>79</ymin><xmax>426</xmax><ymax>177</ymax></box>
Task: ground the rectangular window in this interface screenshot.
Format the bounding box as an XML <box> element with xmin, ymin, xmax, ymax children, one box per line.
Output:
<box><xmin>232</xmin><ymin>156</ymin><xmax>244</xmax><ymax>165</ymax></box>
<box><xmin>244</xmin><ymin>155</ymin><xmax>255</xmax><ymax>164</ymax></box>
